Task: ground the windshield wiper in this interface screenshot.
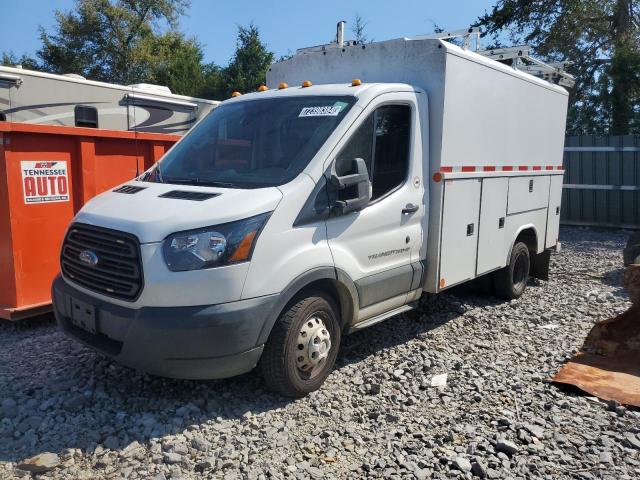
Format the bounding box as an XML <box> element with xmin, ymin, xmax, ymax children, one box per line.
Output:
<box><xmin>161</xmin><ymin>176</ymin><xmax>238</xmax><ymax>189</ymax></box>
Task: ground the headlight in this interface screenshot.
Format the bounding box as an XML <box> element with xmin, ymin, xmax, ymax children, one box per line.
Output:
<box><xmin>162</xmin><ymin>213</ymin><xmax>270</xmax><ymax>272</ymax></box>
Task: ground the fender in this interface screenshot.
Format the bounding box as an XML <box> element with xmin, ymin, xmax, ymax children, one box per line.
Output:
<box><xmin>508</xmin><ymin>223</ymin><xmax>551</xmax><ymax>280</ymax></box>
<box><xmin>506</xmin><ymin>223</ymin><xmax>539</xmax><ymax>264</ymax></box>
<box><xmin>256</xmin><ymin>267</ymin><xmax>360</xmax><ymax>345</ymax></box>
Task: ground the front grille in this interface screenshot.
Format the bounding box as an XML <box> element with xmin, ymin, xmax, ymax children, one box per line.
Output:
<box><xmin>61</xmin><ymin>224</ymin><xmax>143</xmax><ymax>301</ymax></box>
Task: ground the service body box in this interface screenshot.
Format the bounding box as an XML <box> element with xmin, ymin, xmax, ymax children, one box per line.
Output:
<box><xmin>269</xmin><ymin>37</ymin><xmax>568</xmax><ymax>293</ymax></box>
<box><xmin>268</xmin><ymin>38</ymin><xmax>569</xmax><ymax>174</ymax></box>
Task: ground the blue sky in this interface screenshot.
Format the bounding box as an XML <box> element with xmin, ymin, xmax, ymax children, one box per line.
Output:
<box><xmin>1</xmin><ymin>0</ymin><xmax>496</xmax><ymax>66</ymax></box>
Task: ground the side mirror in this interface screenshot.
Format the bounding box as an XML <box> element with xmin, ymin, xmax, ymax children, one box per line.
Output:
<box><xmin>329</xmin><ymin>157</ymin><xmax>371</xmax><ymax>215</ymax></box>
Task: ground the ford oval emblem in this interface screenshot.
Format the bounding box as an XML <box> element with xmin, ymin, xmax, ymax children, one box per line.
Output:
<box><xmin>79</xmin><ymin>250</ymin><xmax>99</xmax><ymax>267</ymax></box>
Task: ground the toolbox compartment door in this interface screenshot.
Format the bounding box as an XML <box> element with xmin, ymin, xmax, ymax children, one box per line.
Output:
<box><xmin>507</xmin><ymin>175</ymin><xmax>551</xmax><ymax>215</ymax></box>
<box><xmin>438</xmin><ymin>178</ymin><xmax>481</xmax><ymax>289</ymax></box>
<box><xmin>477</xmin><ymin>177</ymin><xmax>509</xmax><ymax>275</ymax></box>
<box><xmin>545</xmin><ymin>175</ymin><xmax>563</xmax><ymax>248</ymax></box>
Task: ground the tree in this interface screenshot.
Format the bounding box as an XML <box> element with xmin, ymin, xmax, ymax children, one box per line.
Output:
<box><xmin>609</xmin><ymin>1</ymin><xmax>640</xmax><ymax>133</ymax></box>
<box><xmin>351</xmin><ymin>14</ymin><xmax>370</xmax><ymax>44</ymax></box>
<box><xmin>1</xmin><ymin>52</ymin><xmax>40</xmax><ymax>70</ymax></box>
<box><xmin>477</xmin><ymin>0</ymin><xmax>640</xmax><ymax>135</ymax></box>
<box><xmin>198</xmin><ymin>63</ymin><xmax>226</xmax><ymax>100</ymax></box>
<box><xmin>37</xmin><ymin>0</ymin><xmax>190</xmax><ymax>85</ymax></box>
<box><xmin>149</xmin><ymin>32</ymin><xmax>206</xmax><ymax>95</ymax></box>
<box><xmin>223</xmin><ymin>24</ymin><xmax>274</xmax><ymax>95</ymax></box>
<box><xmin>2</xmin><ymin>2</ymin><xmax>275</xmax><ymax>101</ymax></box>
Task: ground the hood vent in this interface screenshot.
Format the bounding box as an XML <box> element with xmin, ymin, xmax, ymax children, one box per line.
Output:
<box><xmin>113</xmin><ymin>185</ymin><xmax>147</xmax><ymax>194</ymax></box>
<box><xmin>159</xmin><ymin>190</ymin><xmax>219</xmax><ymax>201</ymax></box>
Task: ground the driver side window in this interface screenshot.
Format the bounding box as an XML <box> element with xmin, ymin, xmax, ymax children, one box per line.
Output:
<box><xmin>336</xmin><ymin>104</ymin><xmax>411</xmax><ymax>201</ymax></box>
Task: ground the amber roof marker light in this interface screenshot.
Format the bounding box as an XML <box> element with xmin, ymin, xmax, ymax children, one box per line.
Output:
<box><xmin>351</xmin><ymin>78</ymin><xmax>362</xmax><ymax>86</ymax></box>
<box><xmin>257</xmin><ymin>85</ymin><xmax>268</xmax><ymax>92</ymax></box>
<box><xmin>302</xmin><ymin>80</ymin><xmax>313</xmax><ymax>88</ymax></box>
<box><xmin>231</xmin><ymin>91</ymin><xmax>242</xmax><ymax>97</ymax></box>
<box><xmin>278</xmin><ymin>82</ymin><xmax>289</xmax><ymax>90</ymax></box>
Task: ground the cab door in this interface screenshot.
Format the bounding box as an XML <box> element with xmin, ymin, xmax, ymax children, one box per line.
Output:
<box><xmin>325</xmin><ymin>92</ymin><xmax>424</xmax><ymax>318</ymax></box>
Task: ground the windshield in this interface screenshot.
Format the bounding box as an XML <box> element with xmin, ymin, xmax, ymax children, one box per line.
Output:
<box><xmin>144</xmin><ymin>95</ymin><xmax>356</xmax><ymax>189</ymax></box>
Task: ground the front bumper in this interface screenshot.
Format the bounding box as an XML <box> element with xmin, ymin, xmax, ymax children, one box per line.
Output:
<box><xmin>52</xmin><ymin>275</ymin><xmax>278</xmax><ymax>379</ymax></box>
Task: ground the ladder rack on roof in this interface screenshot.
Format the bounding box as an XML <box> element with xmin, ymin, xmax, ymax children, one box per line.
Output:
<box><xmin>411</xmin><ymin>27</ymin><xmax>482</xmax><ymax>50</ymax></box>
<box><xmin>296</xmin><ymin>22</ymin><xmax>575</xmax><ymax>89</ymax></box>
<box><xmin>408</xmin><ymin>29</ymin><xmax>575</xmax><ymax>89</ymax></box>
<box><xmin>477</xmin><ymin>45</ymin><xmax>576</xmax><ymax>88</ymax></box>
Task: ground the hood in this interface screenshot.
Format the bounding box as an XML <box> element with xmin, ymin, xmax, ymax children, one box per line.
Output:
<box><xmin>74</xmin><ymin>180</ymin><xmax>283</xmax><ymax>243</ymax></box>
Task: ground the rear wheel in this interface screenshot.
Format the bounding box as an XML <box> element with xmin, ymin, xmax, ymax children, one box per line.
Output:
<box><xmin>260</xmin><ymin>293</ymin><xmax>341</xmax><ymax>397</ymax></box>
<box><xmin>494</xmin><ymin>242</ymin><xmax>530</xmax><ymax>299</ymax></box>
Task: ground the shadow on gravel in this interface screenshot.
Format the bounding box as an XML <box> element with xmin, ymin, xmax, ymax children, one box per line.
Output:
<box><xmin>0</xmin><ymin>317</ymin><xmax>282</xmax><ymax>462</ymax></box>
<box><xmin>600</xmin><ymin>268</ymin><xmax>629</xmax><ymax>299</ymax></box>
<box><xmin>0</xmin><ymin>286</ymin><xmax>507</xmax><ymax>464</ymax></box>
<box><xmin>338</xmin><ymin>282</ymin><xmax>507</xmax><ymax>365</ymax></box>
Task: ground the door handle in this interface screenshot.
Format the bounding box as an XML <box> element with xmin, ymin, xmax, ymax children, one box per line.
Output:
<box><xmin>402</xmin><ymin>203</ymin><xmax>419</xmax><ymax>214</ymax></box>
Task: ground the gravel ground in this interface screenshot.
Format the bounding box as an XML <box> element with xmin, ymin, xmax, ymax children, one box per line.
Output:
<box><xmin>1</xmin><ymin>227</ymin><xmax>639</xmax><ymax>480</ymax></box>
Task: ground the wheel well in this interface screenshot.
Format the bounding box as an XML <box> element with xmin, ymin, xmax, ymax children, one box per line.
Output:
<box><xmin>515</xmin><ymin>228</ymin><xmax>538</xmax><ymax>254</ymax></box>
<box><xmin>291</xmin><ymin>279</ymin><xmax>355</xmax><ymax>330</ymax></box>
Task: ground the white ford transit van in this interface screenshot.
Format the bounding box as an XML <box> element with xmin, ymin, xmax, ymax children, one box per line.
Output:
<box><xmin>53</xmin><ymin>31</ymin><xmax>569</xmax><ymax>397</ymax></box>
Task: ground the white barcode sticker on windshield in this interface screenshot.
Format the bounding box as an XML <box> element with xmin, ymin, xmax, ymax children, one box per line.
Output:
<box><xmin>299</xmin><ymin>105</ymin><xmax>344</xmax><ymax>117</ymax></box>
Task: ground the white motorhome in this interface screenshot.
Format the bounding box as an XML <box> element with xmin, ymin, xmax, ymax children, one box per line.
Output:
<box><xmin>0</xmin><ymin>66</ymin><xmax>218</xmax><ymax>134</ymax></box>
<box><xmin>52</xmin><ymin>28</ymin><xmax>569</xmax><ymax>397</ymax></box>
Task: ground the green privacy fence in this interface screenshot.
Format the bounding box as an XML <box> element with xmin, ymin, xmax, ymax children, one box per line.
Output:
<box><xmin>562</xmin><ymin>135</ymin><xmax>640</xmax><ymax>229</ymax></box>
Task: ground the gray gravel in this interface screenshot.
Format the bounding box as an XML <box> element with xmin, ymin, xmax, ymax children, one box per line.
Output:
<box><xmin>1</xmin><ymin>227</ymin><xmax>639</xmax><ymax>479</ymax></box>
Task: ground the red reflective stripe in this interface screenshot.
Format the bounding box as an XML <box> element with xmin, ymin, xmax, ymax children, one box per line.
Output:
<box><xmin>439</xmin><ymin>165</ymin><xmax>560</xmax><ymax>173</ymax></box>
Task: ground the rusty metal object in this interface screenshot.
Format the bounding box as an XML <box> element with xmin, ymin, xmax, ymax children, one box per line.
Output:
<box><xmin>553</xmin><ymin>264</ymin><xmax>640</xmax><ymax>407</ymax></box>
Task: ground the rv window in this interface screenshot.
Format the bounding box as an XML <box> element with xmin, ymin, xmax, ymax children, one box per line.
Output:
<box><xmin>337</xmin><ymin>104</ymin><xmax>411</xmax><ymax>201</ymax></box>
<box><xmin>0</xmin><ymin>112</ymin><xmax>5</xmax><ymax>122</ymax></box>
<box><xmin>75</xmin><ymin>105</ymin><xmax>98</xmax><ymax>128</ymax></box>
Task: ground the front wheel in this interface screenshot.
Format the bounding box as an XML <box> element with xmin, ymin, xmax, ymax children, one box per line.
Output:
<box><xmin>260</xmin><ymin>293</ymin><xmax>341</xmax><ymax>397</ymax></box>
<box><xmin>494</xmin><ymin>241</ymin><xmax>530</xmax><ymax>300</ymax></box>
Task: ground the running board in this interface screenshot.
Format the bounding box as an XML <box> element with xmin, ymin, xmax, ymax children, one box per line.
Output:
<box><xmin>351</xmin><ymin>304</ymin><xmax>415</xmax><ymax>331</ymax></box>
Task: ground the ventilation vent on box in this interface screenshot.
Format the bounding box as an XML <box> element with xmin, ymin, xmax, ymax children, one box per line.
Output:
<box><xmin>158</xmin><ymin>190</ymin><xmax>219</xmax><ymax>201</ymax></box>
<box><xmin>113</xmin><ymin>185</ymin><xmax>147</xmax><ymax>194</ymax></box>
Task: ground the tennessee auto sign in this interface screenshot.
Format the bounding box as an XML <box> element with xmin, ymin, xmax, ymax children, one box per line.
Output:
<box><xmin>21</xmin><ymin>161</ymin><xmax>70</xmax><ymax>204</ymax></box>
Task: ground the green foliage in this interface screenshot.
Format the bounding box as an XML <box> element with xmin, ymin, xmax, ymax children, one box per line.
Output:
<box><xmin>36</xmin><ymin>0</ymin><xmax>190</xmax><ymax>85</ymax></box>
<box><xmin>223</xmin><ymin>24</ymin><xmax>274</xmax><ymax>95</ymax></box>
<box><xmin>477</xmin><ymin>0</ymin><xmax>640</xmax><ymax>135</ymax></box>
<box><xmin>198</xmin><ymin>63</ymin><xmax>226</xmax><ymax>100</ymax></box>
<box><xmin>1</xmin><ymin>52</ymin><xmax>40</xmax><ymax>70</ymax></box>
<box><xmin>2</xmin><ymin>1</ymin><xmax>274</xmax><ymax>101</ymax></box>
<box><xmin>149</xmin><ymin>32</ymin><xmax>205</xmax><ymax>95</ymax></box>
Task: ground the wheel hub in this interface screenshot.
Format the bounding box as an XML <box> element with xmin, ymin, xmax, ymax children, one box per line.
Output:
<box><xmin>296</xmin><ymin>316</ymin><xmax>332</xmax><ymax>374</ymax></box>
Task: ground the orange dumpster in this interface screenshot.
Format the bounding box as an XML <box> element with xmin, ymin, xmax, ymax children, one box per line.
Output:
<box><xmin>0</xmin><ymin>122</ymin><xmax>178</xmax><ymax>320</ymax></box>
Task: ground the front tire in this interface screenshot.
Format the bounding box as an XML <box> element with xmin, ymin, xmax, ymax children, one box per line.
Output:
<box><xmin>494</xmin><ymin>242</ymin><xmax>530</xmax><ymax>300</ymax></box>
<box><xmin>260</xmin><ymin>293</ymin><xmax>341</xmax><ymax>397</ymax></box>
